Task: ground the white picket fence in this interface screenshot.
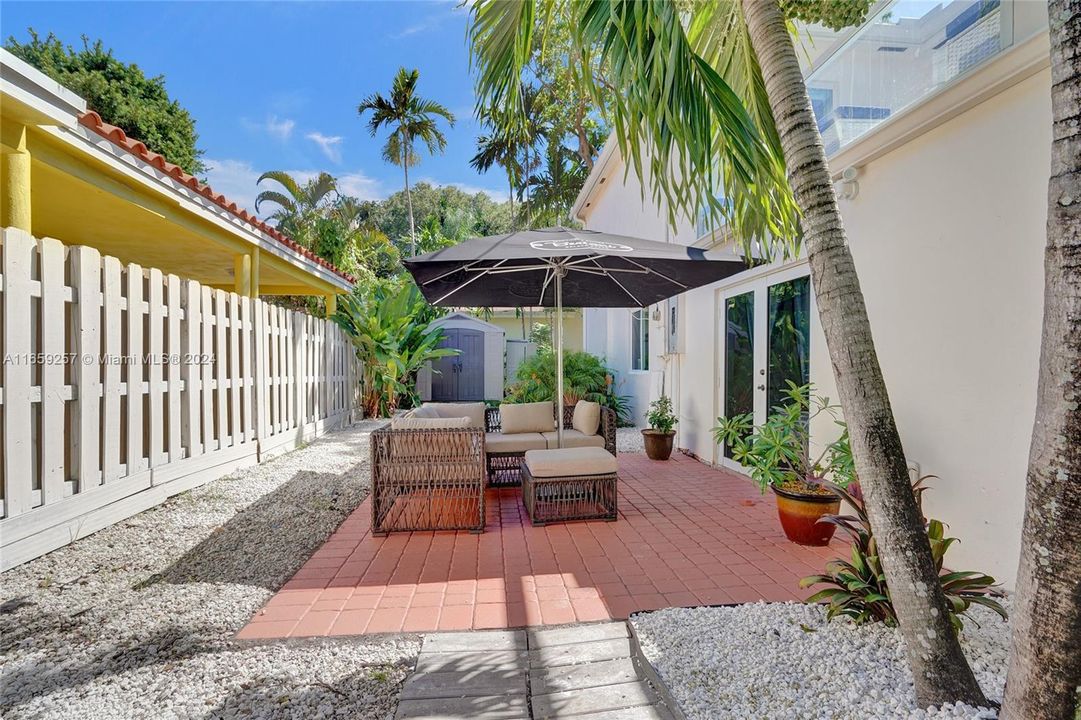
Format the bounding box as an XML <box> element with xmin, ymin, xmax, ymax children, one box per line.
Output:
<box><xmin>0</xmin><ymin>228</ymin><xmax>361</xmax><ymax>570</ymax></box>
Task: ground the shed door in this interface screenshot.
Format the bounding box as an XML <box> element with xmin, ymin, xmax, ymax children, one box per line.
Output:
<box><xmin>456</xmin><ymin>329</ymin><xmax>485</xmax><ymax>401</ymax></box>
<box><xmin>430</xmin><ymin>328</ymin><xmax>486</xmax><ymax>402</ymax></box>
<box><xmin>431</xmin><ymin>329</ymin><xmax>460</xmax><ymax>402</ymax></box>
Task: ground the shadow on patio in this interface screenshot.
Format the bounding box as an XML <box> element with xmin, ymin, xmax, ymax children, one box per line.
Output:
<box><xmin>237</xmin><ymin>453</ymin><xmax>843</xmax><ymax>639</ymax></box>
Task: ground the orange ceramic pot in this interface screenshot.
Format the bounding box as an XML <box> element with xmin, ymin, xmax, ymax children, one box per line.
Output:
<box><xmin>771</xmin><ymin>485</ymin><xmax>841</xmax><ymax>546</ymax></box>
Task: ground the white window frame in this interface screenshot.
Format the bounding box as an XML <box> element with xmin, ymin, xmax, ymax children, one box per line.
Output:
<box><xmin>630</xmin><ymin>308</ymin><xmax>649</xmax><ymax>373</ymax></box>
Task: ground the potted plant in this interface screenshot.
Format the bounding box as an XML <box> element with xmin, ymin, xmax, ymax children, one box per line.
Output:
<box><xmin>713</xmin><ymin>383</ymin><xmax>855</xmax><ymax>546</ymax></box>
<box><xmin>642</xmin><ymin>395</ymin><xmax>678</xmax><ymax>460</ymax></box>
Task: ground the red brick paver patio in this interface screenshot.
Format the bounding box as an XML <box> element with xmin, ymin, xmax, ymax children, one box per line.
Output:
<box><xmin>237</xmin><ymin>453</ymin><xmax>842</xmax><ymax>639</ymax></box>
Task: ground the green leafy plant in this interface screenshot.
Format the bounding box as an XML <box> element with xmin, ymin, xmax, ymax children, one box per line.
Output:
<box><xmin>801</xmin><ymin>478</ymin><xmax>1008</xmax><ymax>631</ymax></box>
<box><xmin>505</xmin><ymin>348</ymin><xmax>630</xmax><ymax>425</ymax></box>
<box><xmin>332</xmin><ymin>278</ymin><xmax>455</xmax><ymax>417</ymax></box>
<box><xmin>646</xmin><ymin>396</ymin><xmax>678</xmax><ymax>434</ymax></box>
<box><xmin>713</xmin><ymin>382</ymin><xmax>854</xmax><ymax>495</ymax></box>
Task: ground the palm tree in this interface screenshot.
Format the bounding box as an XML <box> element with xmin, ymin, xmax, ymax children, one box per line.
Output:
<box><xmin>1000</xmin><ymin>2</ymin><xmax>1081</xmax><ymax>717</ymax></box>
<box><xmin>254</xmin><ymin>170</ymin><xmax>338</xmax><ymax>242</ymax></box>
<box><xmin>520</xmin><ymin>144</ymin><xmax>586</xmax><ymax>226</ymax></box>
<box><xmin>469</xmin><ymin>0</ymin><xmax>987</xmax><ymax>708</ymax></box>
<box><xmin>358</xmin><ymin>68</ymin><xmax>455</xmax><ymax>257</ymax></box>
<box><xmin>471</xmin><ymin>121</ymin><xmax>524</xmax><ymax>220</ymax></box>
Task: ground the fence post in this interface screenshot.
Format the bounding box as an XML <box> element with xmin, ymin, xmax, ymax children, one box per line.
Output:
<box><xmin>181</xmin><ymin>279</ymin><xmax>202</xmax><ymax>459</ymax></box>
<box><xmin>125</xmin><ymin>263</ymin><xmax>145</xmax><ymax>475</ymax></box>
<box><xmin>2</xmin><ymin>228</ymin><xmax>34</xmax><ymax>517</ymax></box>
<box><xmin>70</xmin><ymin>243</ymin><xmax>102</xmax><ymax>491</ymax></box>
<box><xmin>39</xmin><ymin>236</ymin><xmax>66</xmax><ymax>505</ymax></box>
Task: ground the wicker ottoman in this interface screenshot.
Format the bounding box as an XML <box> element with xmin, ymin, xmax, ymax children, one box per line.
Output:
<box><xmin>522</xmin><ymin>447</ymin><xmax>618</xmax><ymax>526</ymax></box>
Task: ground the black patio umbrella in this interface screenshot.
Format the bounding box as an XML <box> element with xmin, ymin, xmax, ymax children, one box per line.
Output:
<box><xmin>403</xmin><ymin>227</ymin><xmax>751</xmax><ymax>446</ymax></box>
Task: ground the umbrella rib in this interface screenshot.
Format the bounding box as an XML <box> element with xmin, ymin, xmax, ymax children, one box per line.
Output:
<box><xmin>431</xmin><ymin>259</ymin><xmax>508</xmax><ymax>304</ymax></box>
<box><xmin>538</xmin><ymin>263</ymin><xmax>556</xmax><ymax>306</ymax></box>
<box><xmin>621</xmin><ymin>256</ymin><xmax>689</xmax><ymax>289</ymax></box>
<box><xmin>422</xmin><ymin>259</ymin><xmax>483</xmax><ymax>286</ymax></box>
<box><xmin>589</xmin><ymin>258</ymin><xmax>645</xmax><ymax>306</ymax></box>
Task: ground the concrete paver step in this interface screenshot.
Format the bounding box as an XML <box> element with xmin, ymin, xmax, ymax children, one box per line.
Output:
<box><xmin>557</xmin><ymin>705</ymin><xmax>675</xmax><ymax>720</ymax></box>
<box><xmin>528</xmin><ymin>623</ymin><xmax>629</xmax><ymax>648</ymax></box>
<box><xmin>423</xmin><ymin>630</ymin><xmax>528</xmax><ymax>653</ymax></box>
<box><xmin>529</xmin><ymin>637</ymin><xmax>633</xmax><ymax>668</ymax></box>
<box><xmin>529</xmin><ymin>657</ymin><xmax>639</xmax><ymax>694</ymax></box>
<box><xmin>414</xmin><ymin>649</ymin><xmax>528</xmax><ymax>674</ymax></box>
<box><xmin>531</xmin><ymin>680</ymin><xmax>657</xmax><ymax>718</ymax></box>
<box><xmin>396</xmin><ymin>695</ymin><xmax>531</xmax><ymax>720</ymax></box>
<box><xmin>402</xmin><ymin>668</ymin><xmax>528</xmax><ymax>700</ymax></box>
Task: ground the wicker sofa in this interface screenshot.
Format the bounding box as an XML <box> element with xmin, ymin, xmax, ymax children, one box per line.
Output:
<box><xmin>485</xmin><ymin>402</ymin><xmax>617</xmax><ymax>487</ymax></box>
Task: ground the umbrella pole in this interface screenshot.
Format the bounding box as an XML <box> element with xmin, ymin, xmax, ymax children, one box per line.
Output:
<box><xmin>555</xmin><ymin>265</ymin><xmax>565</xmax><ymax>449</ymax></box>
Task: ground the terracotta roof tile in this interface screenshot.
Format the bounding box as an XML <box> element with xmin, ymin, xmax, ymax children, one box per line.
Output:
<box><xmin>77</xmin><ymin>111</ymin><xmax>355</xmax><ymax>284</ymax></box>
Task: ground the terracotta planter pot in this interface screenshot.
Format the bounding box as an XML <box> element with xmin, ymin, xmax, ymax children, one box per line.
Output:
<box><xmin>641</xmin><ymin>429</ymin><xmax>675</xmax><ymax>460</ymax></box>
<box><xmin>771</xmin><ymin>485</ymin><xmax>841</xmax><ymax>546</ymax></box>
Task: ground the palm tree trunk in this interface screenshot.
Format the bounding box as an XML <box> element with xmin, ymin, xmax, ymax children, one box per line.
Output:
<box><xmin>403</xmin><ymin>136</ymin><xmax>416</xmax><ymax>257</ymax></box>
<box><xmin>740</xmin><ymin>0</ymin><xmax>987</xmax><ymax>708</ymax></box>
<box><xmin>1001</xmin><ymin>3</ymin><xmax>1081</xmax><ymax>717</ymax></box>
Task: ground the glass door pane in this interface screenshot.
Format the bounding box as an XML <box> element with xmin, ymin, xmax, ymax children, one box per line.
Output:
<box><xmin>767</xmin><ymin>276</ymin><xmax>811</xmax><ymax>411</ymax></box>
<box><xmin>724</xmin><ymin>291</ymin><xmax>755</xmax><ymax>459</ymax></box>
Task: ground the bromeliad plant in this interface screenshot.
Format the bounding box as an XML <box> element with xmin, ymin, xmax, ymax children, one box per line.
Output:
<box><xmin>713</xmin><ymin>382</ymin><xmax>854</xmax><ymax>496</ymax></box>
<box><xmin>333</xmin><ymin>278</ymin><xmax>456</xmax><ymax>417</ymax></box>
<box><xmin>801</xmin><ymin>477</ymin><xmax>1008</xmax><ymax>630</ymax></box>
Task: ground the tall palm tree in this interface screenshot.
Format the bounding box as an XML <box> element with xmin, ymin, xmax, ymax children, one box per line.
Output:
<box><xmin>471</xmin><ymin>120</ymin><xmax>525</xmax><ymax>220</ymax></box>
<box><xmin>1001</xmin><ymin>2</ymin><xmax>1080</xmax><ymax>718</ymax></box>
<box><xmin>358</xmin><ymin>68</ymin><xmax>455</xmax><ymax>256</ymax></box>
<box><xmin>469</xmin><ymin>0</ymin><xmax>987</xmax><ymax>708</ymax></box>
<box><xmin>520</xmin><ymin>143</ymin><xmax>586</xmax><ymax>226</ymax></box>
<box><xmin>254</xmin><ymin>170</ymin><xmax>338</xmax><ymax>242</ymax></box>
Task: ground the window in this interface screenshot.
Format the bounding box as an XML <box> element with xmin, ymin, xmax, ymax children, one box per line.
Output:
<box><xmin>807</xmin><ymin>0</ymin><xmax>1013</xmax><ymax>156</ymax></box>
<box><xmin>631</xmin><ymin>308</ymin><xmax>649</xmax><ymax>372</ymax></box>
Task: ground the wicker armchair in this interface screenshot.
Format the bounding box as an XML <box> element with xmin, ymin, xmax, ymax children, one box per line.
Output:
<box><xmin>370</xmin><ymin>425</ymin><xmax>486</xmax><ymax>535</ymax></box>
<box><xmin>484</xmin><ymin>404</ymin><xmax>617</xmax><ymax>487</ymax></box>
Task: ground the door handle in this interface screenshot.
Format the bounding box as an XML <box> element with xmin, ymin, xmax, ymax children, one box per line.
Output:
<box><xmin>757</xmin><ymin>384</ymin><xmax>765</xmax><ymax>391</ymax></box>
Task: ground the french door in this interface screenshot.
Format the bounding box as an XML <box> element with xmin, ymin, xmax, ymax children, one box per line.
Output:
<box><xmin>718</xmin><ymin>267</ymin><xmax>812</xmax><ymax>469</ymax></box>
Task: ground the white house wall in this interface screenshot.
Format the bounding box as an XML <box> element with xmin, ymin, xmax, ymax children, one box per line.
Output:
<box><xmin>579</xmin><ymin>66</ymin><xmax>1051</xmax><ymax>588</ymax></box>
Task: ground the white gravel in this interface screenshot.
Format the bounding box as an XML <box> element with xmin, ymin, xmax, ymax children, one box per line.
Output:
<box><xmin>0</xmin><ymin>421</ymin><xmax>420</xmax><ymax>720</ymax></box>
<box><xmin>617</xmin><ymin>426</ymin><xmax>646</xmax><ymax>454</ymax></box>
<box><xmin>633</xmin><ymin>601</ymin><xmax>1009</xmax><ymax>720</ymax></box>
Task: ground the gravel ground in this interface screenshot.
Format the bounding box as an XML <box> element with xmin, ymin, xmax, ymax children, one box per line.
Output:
<box><xmin>617</xmin><ymin>426</ymin><xmax>645</xmax><ymax>454</ymax></box>
<box><xmin>632</xmin><ymin>601</ymin><xmax>1009</xmax><ymax>720</ymax></box>
<box><xmin>0</xmin><ymin>421</ymin><xmax>420</xmax><ymax>720</ymax></box>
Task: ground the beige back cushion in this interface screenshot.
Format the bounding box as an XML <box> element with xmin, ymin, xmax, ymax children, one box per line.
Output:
<box><xmin>410</xmin><ymin>404</ymin><xmax>441</xmax><ymax>419</ymax></box>
<box><xmin>391</xmin><ymin>416</ymin><xmax>472</xmax><ymax>431</ymax></box>
<box><xmin>500</xmin><ymin>401</ymin><xmax>555</xmax><ymax>434</ymax></box>
<box><xmin>422</xmin><ymin>402</ymin><xmax>486</xmax><ymax>429</ymax></box>
<box><xmin>571</xmin><ymin>401</ymin><xmax>602</xmax><ymax>436</ymax></box>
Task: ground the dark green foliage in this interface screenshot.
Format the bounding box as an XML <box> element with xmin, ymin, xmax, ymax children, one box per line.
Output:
<box><xmin>506</xmin><ymin>349</ymin><xmax>631</xmax><ymax>425</ymax></box>
<box><xmin>646</xmin><ymin>396</ymin><xmax>678</xmax><ymax>433</ymax></box>
<box><xmin>6</xmin><ymin>30</ymin><xmax>205</xmax><ymax>174</ymax></box>
<box><xmin>801</xmin><ymin>478</ymin><xmax>1008</xmax><ymax>630</ymax></box>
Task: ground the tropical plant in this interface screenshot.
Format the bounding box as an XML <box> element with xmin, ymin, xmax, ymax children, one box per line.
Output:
<box><xmin>358</xmin><ymin>68</ymin><xmax>456</xmax><ymax>257</ymax></box>
<box><xmin>714</xmin><ymin>382</ymin><xmax>854</xmax><ymax>496</ymax></box>
<box><xmin>520</xmin><ymin>143</ymin><xmax>588</xmax><ymax>226</ymax></box>
<box><xmin>332</xmin><ymin>278</ymin><xmax>455</xmax><ymax>417</ymax></box>
<box><xmin>6</xmin><ymin>30</ymin><xmax>206</xmax><ymax>174</ymax></box>
<box><xmin>1002</xmin><ymin>3</ymin><xmax>1081</xmax><ymax>717</ymax></box>
<box><xmin>646</xmin><ymin>396</ymin><xmax>677</xmax><ymax>434</ymax></box>
<box><xmin>801</xmin><ymin>477</ymin><xmax>1007</xmax><ymax>632</ymax></box>
<box><xmin>505</xmin><ymin>349</ymin><xmax>630</xmax><ymax>424</ymax></box>
<box><xmin>471</xmin><ymin>107</ymin><xmax>527</xmax><ymax>217</ymax></box>
<box><xmin>254</xmin><ymin>170</ymin><xmax>339</xmax><ymax>243</ymax></box>
<box><xmin>469</xmin><ymin>0</ymin><xmax>989</xmax><ymax>707</ymax></box>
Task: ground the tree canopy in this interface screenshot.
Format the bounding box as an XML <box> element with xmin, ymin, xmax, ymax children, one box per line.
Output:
<box><xmin>5</xmin><ymin>30</ymin><xmax>206</xmax><ymax>175</ymax></box>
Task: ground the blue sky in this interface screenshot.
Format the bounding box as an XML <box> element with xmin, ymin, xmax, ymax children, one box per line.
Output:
<box><xmin>4</xmin><ymin>1</ymin><xmax>505</xmax><ymax>213</ymax></box>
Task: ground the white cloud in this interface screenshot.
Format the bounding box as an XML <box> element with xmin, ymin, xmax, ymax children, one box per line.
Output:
<box><xmin>305</xmin><ymin>132</ymin><xmax>344</xmax><ymax>164</ymax></box>
<box><xmin>241</xmin><ymin>115</ymin><xmax>296</xmax><ymax>141</ymax></box>
<box><xmin>203</xmin><ymin>159</ymin><xmax>387</xmax><ymax>218</ymax></box>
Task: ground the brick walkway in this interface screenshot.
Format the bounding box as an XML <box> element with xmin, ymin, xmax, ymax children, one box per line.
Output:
<box><xmin>237</xmin><ymin>453</ymin><xmax>841</xmax><ymax>639</ymax></box>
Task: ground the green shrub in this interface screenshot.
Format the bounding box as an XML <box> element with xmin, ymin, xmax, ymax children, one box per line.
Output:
<box><xmin>646</xmin><ymin>396</ymin><xmax>678</xmax><ymax>433</ymax></box>
<box><xmin>800</xmin><ymin>477</ymin><xmax>1007</xmax><ymax>630</ymax></box>
<box><xmin>505</xmin><ymin>349</ymin><xmax>632</xmax><ymax>425</ymax></box>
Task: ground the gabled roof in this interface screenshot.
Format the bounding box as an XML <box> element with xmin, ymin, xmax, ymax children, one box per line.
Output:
<box><xmin>77</xmin><ymin>111</ymin><xmax>355</xmax><ymax>284</ymax></box>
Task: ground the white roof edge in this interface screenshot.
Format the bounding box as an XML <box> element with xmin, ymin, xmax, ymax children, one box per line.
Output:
<box><xmin>571</xmin><ymin>137</ymin><xmax>623</xmax><ymax>223</ymax></box>
<box><xmin>0</xmin><ymin>48</ymin><xmax>87</xmax><ymax>125</ymax></box>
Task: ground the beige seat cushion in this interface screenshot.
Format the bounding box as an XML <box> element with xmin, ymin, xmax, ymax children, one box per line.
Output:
<box><xmin>484</xmin><ymin>432</ymin><xmax>547</xmax><ymax>453</ymax></box>
<box><xmin>391</xmin><ymin>416</ymin><xmax>472</xmax><ymax>431</ymax></box>
<box><xmin>422</xmin><ymin>402</ymin><xmax>486</xmax><ymax>429</ymax></box>
<box><xmin>542</xmin><ymin>430</ymin><xmax>606</xmax><ymax>450</ymax></box>
<box><xmin>571</xmin><ymin>401</ymin><xmax>601</xmax><ymax>436</ymax></box>
<box><xmin>524</xmin><ymin>447</ymin><xmax>618</xmax><ymax>478</ymax></box>
<box><xmin>500</xmin><ymin>401</ymin><xmax>555</xmax><ymax>434</ymax></box>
